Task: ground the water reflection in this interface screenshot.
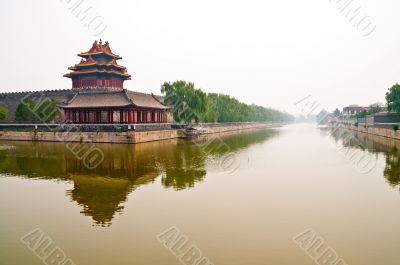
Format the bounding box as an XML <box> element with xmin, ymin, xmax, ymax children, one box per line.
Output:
<box><xmin>330</xmin><ymin>129</ymin><xmax>400</xmax><ymax>188</ymax></box>
<box><xmin>0</xmin><ymin>129</ymin><xmax>279</xmax><ymax>226</ymax></box>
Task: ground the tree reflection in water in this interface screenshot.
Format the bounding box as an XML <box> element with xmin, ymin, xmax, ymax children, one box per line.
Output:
<box><xmin>330</xmin><ymin>128</ymin><xmax>400</xmax><ymax>189</ymax></box>
<box><xmin>0</xmin><ymin>129</ymin><xmax>279</xmax><ymax>226</ymax></box>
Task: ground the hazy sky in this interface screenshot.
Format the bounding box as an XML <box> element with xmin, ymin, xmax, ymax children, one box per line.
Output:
<box><xmin>1</xmin><ymin>0</ymin><xmax>399</xmax><ymax>114</ymax></box>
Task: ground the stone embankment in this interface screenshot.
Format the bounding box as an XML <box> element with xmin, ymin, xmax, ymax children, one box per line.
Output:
<box><xmin>0</xmin><ymin>122</ymin><xmax>284</xmax><ymax>144</ymax></box>
<box><xmin>339</xmin><ymin>123</ymin><xmax>400</xmax><ymax>140</ymax></box>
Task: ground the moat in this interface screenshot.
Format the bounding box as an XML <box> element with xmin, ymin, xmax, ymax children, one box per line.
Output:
<box><xmin>1</xmin><ymin>124</ymin><xmax>400</xmax><ymax>265</ymax></box>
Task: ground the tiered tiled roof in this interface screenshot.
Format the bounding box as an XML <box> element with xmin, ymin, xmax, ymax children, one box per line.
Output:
<box><xmin>63</xmin><ymin>40</ymin><xmax>131</xmax><ymax>81</ymax></box>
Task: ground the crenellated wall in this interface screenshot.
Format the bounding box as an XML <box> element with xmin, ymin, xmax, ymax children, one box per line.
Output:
<box><xmin>0</xmin><ymin>90</ymin><xmax>74</xmax><ymax>123</ymax></box>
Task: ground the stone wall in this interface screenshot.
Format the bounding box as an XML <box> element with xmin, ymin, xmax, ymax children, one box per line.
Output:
<box><xmin>203</xmin><ymin>123</ymin><xmax>277</xmax><ymax>134</ymax></box>
<box><xmin>0</xmin><ymin>130</ymin><xmax>179</xmax><ymax>144</ymax></box>
<box><xmin>0</xmin><ymin>90</ymin><xmax>74</xmax><ymax>123</ymax></box>
<box><xmin>340</xmin><ymin>123</ymin><xmax>400</xmax><ymax>140</ymax></box>
<box><xmin>0</xmin><ymin>122</ymin><xmax>281</xmax><ymax>144</ymax></box>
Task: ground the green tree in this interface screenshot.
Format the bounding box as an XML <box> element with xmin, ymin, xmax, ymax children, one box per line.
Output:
<box><xmin>386</xmin><ymin>84</ymin><xmax>400</xmax><ymax>113</ymax></box>
<box><xmin>356</xmin><ymin>110</ymin><xmax>368</xmax><ymax>118</ymax></box>
<box><xmin>368</xmin><ymin>103</ymin><xmax>384</xmax><ymax>115</ymax></box>
<box><xmin>161</xmin><ymin>81</ymin><xmax>207</xmax><ymax>124</ymax></box>
<box><xmin>15</xmin><ymin>98</ymin><xmax>60</xmax><ymax>123</ymax></box>
<box><xmin>15</xmin><ymin>99</ymin><xmax>36</xmax><ymax>122</ymax></box>
<box><xmin>35</xmin><ymin>98</ymin><xmax>60</xmax><ymax>123</ymax></box>
<box><xmin>333</xmin><ymin>108</ymin><xmax>341</xmax><ymax>117</ymax></box>
<box><xmin>161</xmin><ymin>81</ymin><xmax>294</xmax><ymax>124</ymax></box>
<box><xmin>0</xmin><ymin>106</ymin><xmax>8</xmax><ymax>120</ymax></box>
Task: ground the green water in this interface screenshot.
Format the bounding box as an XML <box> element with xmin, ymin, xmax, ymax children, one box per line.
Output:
<box><xmin>1</xmin><ymin>124</ymin><xmax>400</xmax><ymax>265</ymax></box>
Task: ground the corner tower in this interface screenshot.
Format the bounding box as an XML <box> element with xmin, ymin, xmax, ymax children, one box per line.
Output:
<box><xmin>64</xmin><ymin>40</ymin><xmax>131</xmax><ymax>90</ymax></box>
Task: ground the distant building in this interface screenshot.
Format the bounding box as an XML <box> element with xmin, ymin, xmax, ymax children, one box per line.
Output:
<box><xmin>342</xmin><ymin>105</ymin><xmax>368</xmax><ymax>117</ymax></box>
<box><xmin>365</xmin><ymin>112</ymin><xmax>400</xmax><ymax>125</ymax></box>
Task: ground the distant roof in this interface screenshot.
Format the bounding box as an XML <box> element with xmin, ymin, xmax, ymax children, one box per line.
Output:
<box><xmin>372</xmin><ymin>111</ymin><xmax>399</xmax><ymax>117</ymax></box>
<box><xmin>343</xmin><ymin>105</ymin><xmax>367</xmax><ymax>111</ymax></box>
<box><xmin>59</xmin><ymin>89</ymin><xmax>169</xmax><ymax>109</ymax></box>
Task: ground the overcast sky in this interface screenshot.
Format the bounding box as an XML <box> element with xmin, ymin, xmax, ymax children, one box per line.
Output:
<box><xmin>1</xmin><ymin>0</ymin><xmax>399</xmax><ymax>114</ymax></box>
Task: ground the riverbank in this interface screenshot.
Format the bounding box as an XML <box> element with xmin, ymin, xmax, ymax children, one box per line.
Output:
<box><xmin>338</xmin><ymin>123</ymin><xmax>400</xmax><ymax>140</ymax></box>
<box><xmin>0</xmin><ymin>122</ymin><xmax>284</xmax><ymax>144</ymax></box>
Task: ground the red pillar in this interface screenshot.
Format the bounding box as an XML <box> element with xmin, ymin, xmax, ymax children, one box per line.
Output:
<box><xmin>128</xmin><ymin>110</ymin><xmax>132</xmax><ymax>123</ymax></box>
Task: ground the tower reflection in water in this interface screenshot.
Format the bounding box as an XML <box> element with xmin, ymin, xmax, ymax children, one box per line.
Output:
<box><xmin>0</xmin><ymin>129</ymin><xmax>279</xmax><ymax>226</ymax></box>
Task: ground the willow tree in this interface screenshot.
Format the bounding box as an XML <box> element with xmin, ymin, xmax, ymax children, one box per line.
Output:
<box><xmin>161</xmin><ymin>81</ymin><xmax>207</xmax><ymax>124</ymax></box>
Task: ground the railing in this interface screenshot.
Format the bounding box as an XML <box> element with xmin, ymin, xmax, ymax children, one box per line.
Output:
<box><xmin>0</xmin><ymin>123</ymin><xmax>173</xmax><ymax>132</ymax></box>
<box><xmin>337</xmin><ymin>118</ymin><xmax>357</xmax><ymax>125</ymax></box>
<box><xmin>357</xmin><ymin>117</ymin><xmax>366</xmax><ymax>124</ymax></box>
